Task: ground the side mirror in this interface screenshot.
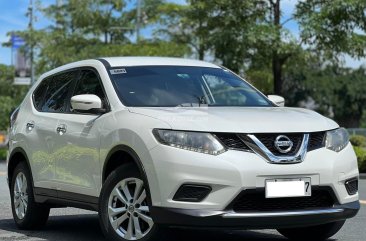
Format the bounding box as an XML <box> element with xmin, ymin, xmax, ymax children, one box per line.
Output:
<box><xmin>70</xmin><ymin>94</ymin><xmax>106</xmax><ymax>114</ymax></box>
<box><xmin>268</xmin><ymin>95</ymin><xmax>285</xmax><ymax>107</ymax></box>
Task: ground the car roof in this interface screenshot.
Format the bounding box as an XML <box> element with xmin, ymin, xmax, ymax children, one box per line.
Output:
<box><xmin>36</xmin><ymin>57</ymin><xmax>221</xmax><ymax>84</ymax></box>
<box><xmin>100</xmin><ymin>57</ymin><xmax>221</xmax><ymax>68</ymax></box>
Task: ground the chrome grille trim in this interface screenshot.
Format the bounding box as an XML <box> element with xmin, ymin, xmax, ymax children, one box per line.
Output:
<box><xmin>241</xmin><ymin>134</ymin><xmax>309</xmax><ymax>164</ymax></box>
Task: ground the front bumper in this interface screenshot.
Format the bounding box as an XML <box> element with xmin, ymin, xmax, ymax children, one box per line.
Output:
<box><xmin>151</xmin><ymin>201</ymin><xmax>360</xmax><ymax>229</ymax></box>
<box><xmin>147</xmin><ymin>143</ymin><xmax>359</xmax><ymax>209</ymax></box>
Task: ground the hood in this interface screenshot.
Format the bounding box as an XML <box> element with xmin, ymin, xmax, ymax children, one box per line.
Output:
<box><xmin>128</xmin><ymin>107</ymin><xmax>339</xmax><ymax>133</ymax></box>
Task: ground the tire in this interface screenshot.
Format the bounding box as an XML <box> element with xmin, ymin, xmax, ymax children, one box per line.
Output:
<box><xmin>99</xmin><ymin>164</ymin><xmax>162</xmax><ymax>241</ymax></box>
<box><xmin>277</xmin><ymin>221</ymin><xmax>346</xmax><ymax>241</ymax></box>
<box><xmin>10</xmin><ymin>162</ymin><xmax>50</xmax><ymax>229</ymax></box>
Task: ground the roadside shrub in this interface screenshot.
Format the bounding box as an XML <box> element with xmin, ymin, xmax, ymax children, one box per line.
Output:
<box><xmin>0</xmin><ymin>149</ymin><xmax>6</xmax><ymax>161</ymax></box>
<box><xmin>350</xmin><ymin>135</ymin><xmax>366</xmax><ymax>147</ymax></box>
<box><xmin>354</xmin><ymin>146</ymin><xmax>366</xmax><ymax>173</ymax></box>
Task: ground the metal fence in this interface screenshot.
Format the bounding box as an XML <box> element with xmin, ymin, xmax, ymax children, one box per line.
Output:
<box><xmin>348</xmin><ymin>128</ymin><xmax>366</xmax><ymax>137</ymax></box>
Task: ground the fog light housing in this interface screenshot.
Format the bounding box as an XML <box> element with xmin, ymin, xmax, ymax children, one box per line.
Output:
<box><xmin>173</xmin><ymin>184</ymin><xmax>212</xmax><ymax>202</ymax></box>
<box><xmin>345</xmin><ymin>179</ymin><xmax>358</xmax><ymax>195</ymax></box>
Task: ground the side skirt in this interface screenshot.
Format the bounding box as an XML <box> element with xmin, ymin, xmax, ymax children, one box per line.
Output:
<box><xmin>34</xmin><ymin>187</ymin><xmax>99</xmax><ymax>212</ymax></box>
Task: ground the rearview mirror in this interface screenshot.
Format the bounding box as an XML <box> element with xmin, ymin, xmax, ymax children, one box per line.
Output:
<box><xmin>268</xmin><ymin>95</ymin><xmax>285</xmax><ymax>107</ymax></box>
<box><xmin>70</xmin><ymin>94</ymin><xmax>106</xmax><ymax>114</ymax></box>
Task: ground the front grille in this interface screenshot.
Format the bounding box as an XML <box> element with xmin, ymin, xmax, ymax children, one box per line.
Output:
<box><xmin>230</xmin><ymin>190</ymin><xmax>334</xmax><ymax>212</ymax></box>
<box><xmin>215</xmin><ymin>133</ymin><xmax>251</xmax><ymax>151</ymax></box>
<box><xmin>255</xmin><ymin>133</ymin><xmax>303</xmax><ymax>156</ymax></box>
<box><xmin>214</xmin><ymin>132</ymin><xmax>325</xmax><ymax>155</ymax></box>
<box><xmin>308</xmin><ymin>132</ymin><xmax>326</xmax><ymax>151</ymax></box>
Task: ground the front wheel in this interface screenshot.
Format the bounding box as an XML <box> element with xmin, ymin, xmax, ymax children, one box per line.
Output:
<box><xmin>99</xmin><ymin>164</ymin><xmax>160</xmax><ymax>241</ymax></box>
<box><xmin>277</xmin><ymin>221</ymin><xmax>345</xmax><ymax>241</ymax></box>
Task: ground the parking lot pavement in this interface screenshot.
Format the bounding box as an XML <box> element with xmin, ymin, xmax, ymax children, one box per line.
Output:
<box><xmin>0</xmin><ymin>161</ymin><xmax>365</xmax><ymax>241</ymax></box>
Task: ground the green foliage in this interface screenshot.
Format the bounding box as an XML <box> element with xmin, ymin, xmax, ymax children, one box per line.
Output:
<box><xmin>0</xmin><ymin>64</ymin><xmax>28</xmax><ymax>131</ymax></box>
<box><xmin>295</xmin><ymin>0</ymin><xmax>366</xmax><ymax>59</ymax></box>
<box><xmin>350</xmin><ymin>135</ymin><xmax>366</xmax><ymax>147</ymax></box>
<box><xmin>304</xmin><ymin>66</ymin><xmax>366</xmax><ymax>127</ymax></box>
<box><xmin>354</xmin><ymin>146</ymin><xmax>366</xmax><ymax>173</ymax></box>
<box><xmin>0</xmin><ymin>149</ymin><xmax>6</xmax><ymax>161</ymax></box>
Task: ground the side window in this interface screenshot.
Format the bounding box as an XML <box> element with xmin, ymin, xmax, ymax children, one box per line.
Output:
<box><xmin>33</xmin><ymin>77</ymin><xmax>51</xmax><ymax>110</ymax></box>
<box><xmin>41</xmin><ymin>71</ymin><xmax>78</xmax><ymax>113</ymax></box>
<box><xmin>71</xmin><ymin>69</ymin><xmax>107</xmax><ymax>109</ymax></box>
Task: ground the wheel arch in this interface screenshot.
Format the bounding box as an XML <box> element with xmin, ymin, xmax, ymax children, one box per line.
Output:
<box><xmin>8</xmin><ymin>147</ymin><xmax>34</xmax><ymax>188</ymax></box>
<box><xmin>102</xmin><ymin>145</ymin><xmax>151</xmax><ymax>193</ymax></box>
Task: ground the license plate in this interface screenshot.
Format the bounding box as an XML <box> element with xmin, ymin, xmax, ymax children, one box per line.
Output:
<box><xmin>265</xmin><ymin>178</ymin><xmax>311</xmax><ymax>198</ymax></box>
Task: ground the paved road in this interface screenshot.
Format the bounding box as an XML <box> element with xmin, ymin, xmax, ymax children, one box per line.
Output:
<box><xmin>0</xmin><ymin>161</ymin><xmax>365</xmax><ymax>241</ymax></box>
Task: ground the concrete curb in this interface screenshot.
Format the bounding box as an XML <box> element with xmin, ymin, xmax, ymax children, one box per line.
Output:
<box><xmin>360</xmin><ymin>173</ymin><xmax>366</xmax><ymax>179</ymax></box>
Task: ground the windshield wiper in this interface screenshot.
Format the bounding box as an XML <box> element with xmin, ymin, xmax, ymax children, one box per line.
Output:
<box><xmin>176</xmin><ymin>95</ymin><xmax>208</xmax><ymax>107</ymax></box>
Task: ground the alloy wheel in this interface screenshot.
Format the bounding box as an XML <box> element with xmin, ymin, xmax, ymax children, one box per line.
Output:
<box><xmin>13</xmin><ymin>172</ymin><xmax>28</xmax><ymax>220</ymax></box>
<box><xmin>108</xmin><ymin>178</ymin><xmax>153</xmax><ymax>240</ymax></box>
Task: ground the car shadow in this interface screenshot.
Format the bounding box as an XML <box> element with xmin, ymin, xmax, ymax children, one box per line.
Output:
<box><xmin>0</xmin><ymin>213</ymin><xmax>332</xmax><ymax>241</ymax></box>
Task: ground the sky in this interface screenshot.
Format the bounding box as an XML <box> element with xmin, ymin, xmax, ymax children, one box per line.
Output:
<box><xmin>0</xmin><ymin>0</ymin><xmax>364</xmax><ymax>68</ymax></box>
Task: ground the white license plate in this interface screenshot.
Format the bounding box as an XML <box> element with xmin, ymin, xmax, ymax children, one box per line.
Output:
<box><xmin>265</xmin><ymin>178</ymin><xmax>311</xmax><ymax>198</ymax></box>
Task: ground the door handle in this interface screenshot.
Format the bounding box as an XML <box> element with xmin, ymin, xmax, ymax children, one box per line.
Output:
<box><xmin>56</xmin><ymin>124</ymin><xmax>67</xmax><ymax>135</ymax></box>
<box><xmin>26</xmin><ymin>121</ymin><xmax>35</xmax><ymax>131</ymax></box>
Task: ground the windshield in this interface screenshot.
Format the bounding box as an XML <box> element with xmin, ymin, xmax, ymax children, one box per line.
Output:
<box><xmin>109</xmin><ymin>66</ymin><xmax>272</xmax><ymax>107</ymax></box>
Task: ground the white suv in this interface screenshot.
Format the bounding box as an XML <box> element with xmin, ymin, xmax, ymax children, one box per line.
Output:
<box><xmin>7</xmin><ymin>57</ymin><xmax>359</xmax><ymax>241</ymax></box>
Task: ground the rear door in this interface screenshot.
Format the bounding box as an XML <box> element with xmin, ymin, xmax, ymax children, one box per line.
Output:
<box><xmin>54</xmin><ymin>68</ymin><xmax>110</xmax><ymax>197</ymax></box>
<box><xmin>27</xmin><ymin>70</ymin><xmax>79</xmax><ymax>190</ymax></box>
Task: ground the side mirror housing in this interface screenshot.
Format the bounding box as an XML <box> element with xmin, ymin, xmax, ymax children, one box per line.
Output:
<box><xmin>268</xmin><ymin>95</ymin><xmax>285</xmax><ymax>107</ymax></box>
<box><xmin>70</xmin><ymin>94</ymin><xmax>106</xmax><ymax>114</ymax></box>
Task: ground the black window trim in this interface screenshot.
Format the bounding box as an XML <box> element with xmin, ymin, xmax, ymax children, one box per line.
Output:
<box><xmin>32</xmin><ymin>66</ymin><xmax>111</xmax><ymax>115</ymax></box>
<box><xmin>68</xmin><ymin>67</ymin><xmax>111</xmax><ymax>115</ymax></box>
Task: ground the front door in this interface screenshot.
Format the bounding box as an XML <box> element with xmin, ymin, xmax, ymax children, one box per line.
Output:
<box><xmin>54</xmin><ymin>68</ymin><xmax>109</xmax><ymax>197</ymax></box>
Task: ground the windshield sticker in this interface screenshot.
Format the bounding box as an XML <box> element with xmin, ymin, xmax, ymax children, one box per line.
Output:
<box><xmin>110</xmin><ymin>69</ymin><xmax>127</xmax><ymax>75</ymax></box>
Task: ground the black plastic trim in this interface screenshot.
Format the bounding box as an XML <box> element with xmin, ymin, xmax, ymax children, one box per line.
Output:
<box><xmin>173</xmin><ymin>184</ymin><xmax>212</xmax><ymax>202</ymax></box>
<box><xmin>96</xmin><ymin>58</ymin><xmax>111</xmax><ymax>68</ymax></box>
<box><xmin>150</xmin><ymin>201</ymin><xmax>360</xmax><ymax>229</ymax></box>
<box><xmin>34</xmin><ymin>187</ymin><xmax>98</xmax><ymax>211</ymax></box>
<box><xmin>345</xmin><ymin>178</ymin><xmax>358</xmax><ymax>196</ymax></box>
<box><xmin>225</xmin><ymin>186</ymin><xmax>339</xmax><ymax>212</ymax></box>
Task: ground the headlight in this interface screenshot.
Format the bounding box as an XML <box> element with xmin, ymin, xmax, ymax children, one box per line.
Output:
<box><xmin>153</xmin><ymin>129</ymin><xmax>226</xmax><ymax>155</ymax></box>
<box><xmin>325</xmin><ymin>128</ymin><xmax>349</xmax><ymax>152</ymax></box>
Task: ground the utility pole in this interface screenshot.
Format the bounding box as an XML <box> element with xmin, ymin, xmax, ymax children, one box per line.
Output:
<box><xmin>136</xmin><ymin>0</ymin><xmax>142</xmax><ymax>43</ymax></box>
<box><xmin>28</xmin><ymin>0</ymin><xmax>35</xmax><ymax>85</ymax></box>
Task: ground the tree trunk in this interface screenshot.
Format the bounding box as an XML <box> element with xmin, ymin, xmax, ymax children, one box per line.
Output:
<box><xmin>198</xmin><ymin>40</ymin><xmax>205</xmax><ymax>60</ymax></box>
<box><xmin>273</xmin><ymin>53</ymin><xmax>282</xmax><ymax>94</ymax></box>
<box><xmin>272</xmin><ymin>0</ymin><xmax>283</xmax><ymax>95</ymax></box>
<box><xmin>104</xmin><ymin>31</ymin><xmax>108</xmax><ymax>44</ymax></box>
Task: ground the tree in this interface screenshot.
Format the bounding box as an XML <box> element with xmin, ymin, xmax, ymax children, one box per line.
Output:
<box><xmin>164</xmin><ymin>0</ymin><xmax>366</xmax><ymax>95</ymax></box>
<box><xmin>0</xmin><ymin>65</ymin><xmax>28</xmax><ymax>130</ymax></box>
<box><xmin>7</xmin><ymin>0</ymin><xmax>188</xmax><ymax>74</ymax></box>
<box><xmin>305</xmin><ymin>66</ymin><xmax>366</xmax><ymax>128</ymax></box>
<box><xmin>295</xmin><ymin>0</ymin><xmax>366</xmax><ymax>59</ymax></box>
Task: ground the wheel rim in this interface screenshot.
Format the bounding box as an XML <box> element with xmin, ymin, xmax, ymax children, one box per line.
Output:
<box><xmin>108</xmin><ymin>178</ymin><xmax>154</xmax><ymax>240</ymax></box>
<box><xmin>13</xmin><ymin>172</ymin><xmax>28</xmax><ymax>220</ymax></box>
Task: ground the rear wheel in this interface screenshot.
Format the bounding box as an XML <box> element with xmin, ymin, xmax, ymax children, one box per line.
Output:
<box><xmin>99</xmin><ymin>164</ymin><xmax>160</xmax><ymax>241</ymax></box>
<box><xmin>10</xmin><ymin>162</ymin><xmax>50</xmax><ymax>229</ymax></box>
<box><xmin>277</xmin><ymin>221</ymin><xmax>345</xmax><ymax>241</ymax></box>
